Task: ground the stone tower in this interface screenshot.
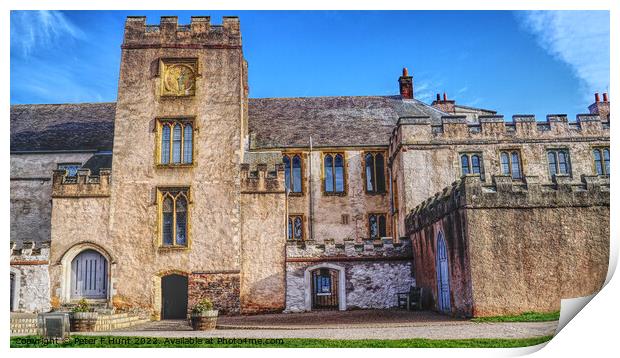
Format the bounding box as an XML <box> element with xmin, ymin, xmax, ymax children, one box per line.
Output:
<box><xmin>108</xmin><ymin>16</ymin><xmax>248</xmax><ymax>316</ymax></box>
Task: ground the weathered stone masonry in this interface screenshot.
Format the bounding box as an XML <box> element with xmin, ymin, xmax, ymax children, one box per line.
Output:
<box><xmin>406</xmin><ymin>174</ymin><xmax>609</xmax><ymax>317</ymax></box>
<box><xmin>285</xmin><ymin>239</ymin><xmax>414</xmax><ymax>312</ymax></box>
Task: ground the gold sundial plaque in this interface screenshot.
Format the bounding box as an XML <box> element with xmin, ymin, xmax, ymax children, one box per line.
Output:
<box><xmin>161</xmin><ymin>60</ymin><xmax>197</xmax><ymax>97</ymax></box>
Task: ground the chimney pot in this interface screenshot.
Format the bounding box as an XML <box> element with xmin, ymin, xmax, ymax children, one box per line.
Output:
<box><xmin>595</xmin><ymin>93</ymin><xmax>600</xmax><ymax>102</ymax></box>
<box><xmin>403</xmin><ymin>67</ymin><xmax>409</xmax><ymax>77</ymax></box>
<box><xmin>436</xmin><ymin>93</ymin><xmax>441</xmax><ymax>101</ymax></box>
<box><xmin>603</xmin><ymin>93</ymin><xmax>608</xmax><ymax>102</ymax></box>
<box><xmin>443</xmin><ymin>93</ymin><xmax>447</xmax><ymax>101</ymax></box>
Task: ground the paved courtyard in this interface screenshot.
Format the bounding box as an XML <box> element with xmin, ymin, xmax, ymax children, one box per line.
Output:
<box><xmin>89</xmin><ymin>310</ymin><xmax>558</xmax><ymax>340</ymax></box>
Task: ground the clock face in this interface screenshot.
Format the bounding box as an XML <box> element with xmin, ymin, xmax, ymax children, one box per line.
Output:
<box><xmin>162</xmin><ymin>62</ymin><xmax>196</xmax><ymax>96</ymax></box>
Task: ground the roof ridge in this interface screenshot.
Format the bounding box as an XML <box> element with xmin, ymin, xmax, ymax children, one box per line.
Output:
<box><xmin>249</xmin><ymin>95</ymin><xmax>401</xmax><ymax>101</ymax></box>
<box><xmin>10</xmin><ymin>102</ymin><xmax>117</xmax><ymax>107</ymax></box>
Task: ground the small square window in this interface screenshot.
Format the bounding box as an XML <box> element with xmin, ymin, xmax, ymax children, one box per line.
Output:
<box><xmin>57</xmin><ymin>163</ymin><xmax>81</xmax><ymax>177</ymax></box>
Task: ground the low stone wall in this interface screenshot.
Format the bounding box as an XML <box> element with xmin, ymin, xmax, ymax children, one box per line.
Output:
<box><xmin>285</xmin><ymin>239</ymin><xmax>414</xmax><ymax>312</ymax></box>
<box><xmin>10</xmin><ymin>241</ymin><xmax>51</xmax><ymax>313</ymax></box>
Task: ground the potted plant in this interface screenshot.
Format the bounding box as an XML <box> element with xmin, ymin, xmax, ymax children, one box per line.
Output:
<box><xmin>190</xmin><ymin>299</ymin><xmax>218</xmax><ymax>331</ymax></box>
<box><xmin>70</xmin><ymin>299</ymin><xmax>98</xmax><ymax>332</ymax></box>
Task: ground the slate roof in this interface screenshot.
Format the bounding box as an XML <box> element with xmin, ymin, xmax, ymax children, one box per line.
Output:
<box><xmin>10</xmin><ymin>96</ymin><xmax>452</xmax><ymax>151</ymax></box>
<box><xmin>10</xmin><ymin>102</ymin><xmax>116</xmax><ymax>152</ymax></box>
<box><xmin>248</xmin><ymin>96</ymin><xmax>447</xmax><ymax>148</ymax></box>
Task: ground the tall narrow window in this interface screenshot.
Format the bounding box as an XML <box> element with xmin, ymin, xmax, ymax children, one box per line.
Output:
<box><xmin>172</xmin><ymin>124</ymin><xmax>182</xmax><ymax>164</ymax></box>
<box><xmin>162</xmin><ymin>196</ymin><xmax>174</xmax><ymax>246</ymax></box>
<box><xmin>547</xmin><ymin>149</ymin><xmax>571</xmax><ymax>178</ymax></box>
<box><xmin>324</xmin><ymin>154</ymin><xmax>334</xmax><ymax>193</ymax></box>
<box><xmin>460</xmin><ymin>153</ymin><xmax>484</xmax><ymax>179</ymax></box>
<box><xmin>282</xmin><ymin>154</ymin><xmax>303</xmax><ymax>194</ymax></box>
<box><xmin>334</xmin><ymin>154</ymin><xmax>344</xmax><ymax>192</ymax></box>
<box><xmin>365</xmin><ymin>152</ymin><xmax>386</xmax><ymax>193</ymax></box>
<box><xmin>292</xmin><ymin>155</ymin><xmax>302</xmax><ymax>193</ymax></box>
<box><xmin>500</xmin><ymin>150</ymin><xmax>522</xmax><ymax>179</ymax></box>
<box><xmin>158</xmin><ymin>119</ymin><xmax>193</xmax><ymax>165</ymax></box>
<box><xmin>161</xmin><ymin>126</ymin><xmax>171</xmax><ymax>164</ymax></box>
<box><xmin>324</xmin><ymin>153</ymin><xmax>346</xmax><ymax>194</ymax></box>
<box><xmin>288</xmin><ymin>215</ymin><xmax>304</xmax><ymax>241</ymax></box>
<box><xmin>593</xmin><ymin>147</ymin><xmax>610</xmax><ymax>176</ymax></box>
<box><xmin>183</xmin><ymin>125</ymin><xmax>193</xmax><ymax>164</ymax></box>
<box><xmin>368</xmin><ymin>213</ymin><xmax>387</xmax><ymax>238</ymax></box>
<box><xmin>159</xmin><ymin>188</ymin><xmax>189</xmax><ymax>247</ymax></box>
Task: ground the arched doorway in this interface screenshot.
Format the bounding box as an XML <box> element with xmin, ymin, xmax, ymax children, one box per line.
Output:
<box><xmin>311</xmin><ymin>268</ymin><xmax>339</xmax><ymax>310</ymax></box>
<box><xmin>71</xmin><ymin>249</ymin><xmax>108</xmax><ymax>299</ymax></box>
<box><xmin>161</xmin><ymin>274</ymin><xmax>188</xmax><ymax>319</ymax></box>
<box><xmin>435</xmin><ymin>232</ymin><xmax>451</xmax><ymax>313</ymax></box>
<box><xmin>303</xmin><ymin>263</ymin><xmax>346</xmax><ymax>311</ymax></box>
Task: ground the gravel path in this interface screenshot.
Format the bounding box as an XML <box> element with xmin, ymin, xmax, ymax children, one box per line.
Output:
<box><xmin>76</xmin><ymin>310</ymin><xmax>558</xmax><ymax>340</ymax></box>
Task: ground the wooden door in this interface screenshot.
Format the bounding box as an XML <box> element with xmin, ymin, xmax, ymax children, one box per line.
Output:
<box><xmin>71</xmin><ymin>250</ymin><xmax>108</xmax><ymax>299</ymax></box>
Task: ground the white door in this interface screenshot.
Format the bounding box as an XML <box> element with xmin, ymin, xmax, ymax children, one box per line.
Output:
<box><xmin>71</xmin><ymin>250</ymin><xmax>107</xmax><ymax>299</ymax></box>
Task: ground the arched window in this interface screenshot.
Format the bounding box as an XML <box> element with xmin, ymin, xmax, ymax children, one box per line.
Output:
<box><xmin>511</xmin><ymin>152</ymin><xmax>521</xmax><ymax>179</ymax></box>
<box><xmin>282</xmin><ymin>154</ymin><xmax>303</xmax><ymax>194</ymax></box>
<box><xmin>593</xmin><ymin>147</ymin><xmax>610</xmax><ymax>176</ymax></box>
<box><xmin>292</xmin><ymin>155</ymin><xmax>302</xmax><ymax>193</ymax></box>
<box><xmin>159</xmin><ymin>188</ymin><xmax>189</xmax><ymax>247</ymax></box>
<box><xmin>460</xmin><ymin>155</ymin><xmax>470</xmax><ymax>175</ymax></box>
<box><xmin>283</xmin><ymin>155</ymin><xmax>291</xmax><ymax>190</ymax></box>
<box><xmin>324</xmin><ymin>154</ymin><xmax>334</xmax><ymax>193</ymax></box>
<box><xmin>288</xmin><ymin>214</ymin><xmax>304</xmax><ymax>241</ymax></box>
<box><xmin>460</xmin><ymin>153</ymin><xmax>484</xmax><ymax>180</ymax></box>
<box><xmin>500</xmin><ymin>152</ymin><xmax>510</xmax><ymax>175</ymax></box>
<box><xmin>500</xmin><ymin>150</ymin><xmax>522</xmax><ymax>179</ymax></box>
<box><xmin>547</xmin><ymin>149</ymin><xmax>571</xmax><ymax>178</ymax></box>
<box><xmin>365</xmin><ymin>153</ymin><xmax>375</xmax><ymax>192</ymax></box>
<box><xmin>183</xmin><ymin>125</ymin><xmax>193</xmax><ymax>164</ymax></box>
<box><xmin>365</xmin><ymin>152</ymin><xmax>386</xmax><ymax>193</ymax></box>
<box><xmin>368</xmin><ymin>213</ymin><xmax>387</xmax><ymax>238</ymax></box>
<box><xmin>161</xmin><ymin>125</ymin><xmax>171</xmax><ymax>164</ymax></box>
<box><xmin>159</xmin><ymin>120</ymin><xmax>193</xmax><ymax>165</ymax></box>
<box><xmin>334</xmin><ymin>154</ymin><xmax>345</xmax><ymax>193</ymax></box>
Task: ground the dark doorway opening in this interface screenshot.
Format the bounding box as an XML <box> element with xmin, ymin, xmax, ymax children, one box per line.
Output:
<box><xmin>311</xmin><ymin>268</ymin><xmax>339</xmax><ymax>310</ymax></box>
<box><xmin>161</xmin><ymin>274</ymin><xmax>188</xmax><ymax>319</ymax></box>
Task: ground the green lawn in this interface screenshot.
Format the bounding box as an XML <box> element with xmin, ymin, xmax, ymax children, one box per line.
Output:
<box><xmin>11</xmin><ymin>335</ymin><xmax>553</xmax><ymax>348</ymax></box>
<box><xmin>471</xmin><ymin>311</ymin><xmax>560</xmax><ymax>323</ymax></box>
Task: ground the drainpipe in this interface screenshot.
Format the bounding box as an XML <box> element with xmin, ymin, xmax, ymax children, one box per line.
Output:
<box><xmin>308</xmin><ymin>136</ymin><xmax>314</xmax><ymax>240</ymax></box>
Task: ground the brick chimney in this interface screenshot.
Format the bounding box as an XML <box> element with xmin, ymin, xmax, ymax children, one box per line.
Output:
<box><xmin>431</xmin><ymin>92</ymin><xmax>456</xmax><ymax>113</ymax></box>
<box><xmin>398</xmin><ymin>67</ymin><xmax>413</xmax><ymax>99</ymax></box>
<box><xmin>588</xmin><ymin>92</ymin><xmax>610</xmax><ymax>122</ymax></box>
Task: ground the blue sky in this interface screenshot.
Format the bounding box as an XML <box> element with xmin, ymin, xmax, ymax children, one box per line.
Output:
<box><xmin>10</xmin><ymin>10</ymin><xmax>609</xmax><ymax>119</ymax></box>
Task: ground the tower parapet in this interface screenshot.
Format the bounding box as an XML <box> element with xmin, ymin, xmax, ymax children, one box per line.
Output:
<box><xmin>240</xmin><ymin>163</ymin><xmax>285</xmax><ymax>194</ymax></box>
<box><xmin>122</xmin><ymin>16</ymin><xmax>241</xmax><ymax>48</ymax></box>
<box><xmin>286</xmin><ymin>237</ymin><xmax>412</xmax><ymax>261</ymax></box>
<box><xmin>52</xmin><ymin>168</ymin><xmax>111</xmax><ymax>198</ymax></box>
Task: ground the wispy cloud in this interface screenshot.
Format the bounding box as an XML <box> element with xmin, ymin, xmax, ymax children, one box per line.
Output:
<box><xmin>11</xmin><ymin>11</ymin><xmax>86</xmax><ymax>57</ymax></box>
<box><xmin>516</xmin><ymin>11</ymin><xmax>609</xmax><ymax>102</ymax></box>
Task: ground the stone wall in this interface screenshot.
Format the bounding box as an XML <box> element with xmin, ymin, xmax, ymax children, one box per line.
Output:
<box><xmin>406</xmin><ymin>175</ymin><xmax>610</xmax><ymax>317</ymax></box>
<box><xmin>389</xmin><ymin>114</ymin><xmax>610</xmax><ymax>238</ymax></box>
<box><xmin>10</xmin><ymin>241</ymin><xmax>51</xmax><ymax>313</ymax></box>
<box><xmin>188</xmin><ymin>273</ymin><xmax>241</xmax><ymax>315</ymax></box>
<box><xmin>240</xmin><ymin>163</ymin><xmax>287</xmax><ymax>314</ymax></box>
<box><xmin>285</xmin><ymin>239</ymin><xmax>414</xmax><ymax>312</ymax></box>
<box><xmin>11</xmin><ymin>152</ymin><xmax>95</xmax><ymax>244</ymax></box>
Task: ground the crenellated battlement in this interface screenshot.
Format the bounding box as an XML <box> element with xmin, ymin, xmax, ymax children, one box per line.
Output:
<box><xmin>52</xmin><ymin>168</ymin><xmax>111</xmax><ymax>198</ymax></box>
<box><xmin>286</xmin><ymin>237</ymin><xmax>412</xmax><ymax>260</ymax></box>
<box><xmin>122</xmin><ymin>16</ymin><xmax>241</xmax><ymax>48</ymax></box>
<box><xmin>405</xmin><ymin>174</ymin><xmax>610</xmax><ymax>235</ymax></box>
<box><xmin>10</xmin><ymin>240</ymin><xmax>50</xmax><ymax>262</ymax></box>
<box><xmin>389</xmin><ymin>112</ymin><xmax>609</xmax><ymax>153</ymax></box>
<box><xmin>240</xmin><ymin>163</ymin><xmax>286</xmax><ymax>194</ymax></box>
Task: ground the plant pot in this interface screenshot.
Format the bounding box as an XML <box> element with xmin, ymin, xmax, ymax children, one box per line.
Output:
<box><xmin>70</xmin><ymin>312</ymin><xmax>99</xmax><ymax>332</ymax></box>
<box><xmin>190</xmin><ymin>310</ymin><xmax>218</xmax><ymax>331</ymax></box>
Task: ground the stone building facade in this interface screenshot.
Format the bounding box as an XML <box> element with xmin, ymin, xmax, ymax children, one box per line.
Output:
<box><xmin>10</xmin><ymin>16</ymin><xmax>609</xmax><ymax>318</ymax></box>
